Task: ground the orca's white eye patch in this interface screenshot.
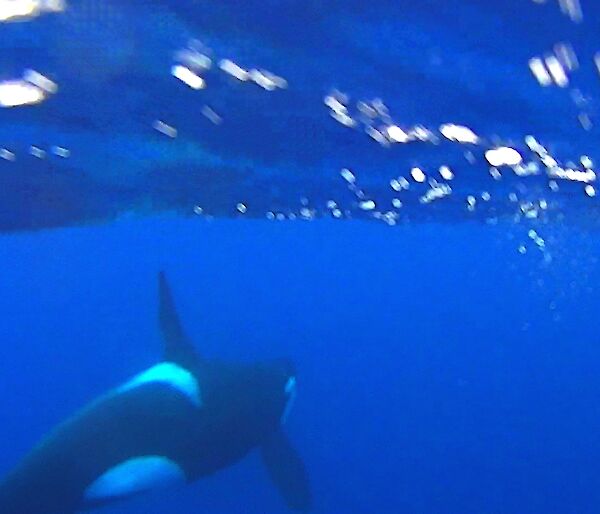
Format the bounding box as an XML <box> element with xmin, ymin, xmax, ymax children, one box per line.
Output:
<box><xmin>117</xmin><ymin>362</ymin><xmax>202</xmax><ymax>407</ymax></box>
<box><xmin>83</xmin><ymin>456</ymin><xmax>186</xmax><ymax>503</ymax></box>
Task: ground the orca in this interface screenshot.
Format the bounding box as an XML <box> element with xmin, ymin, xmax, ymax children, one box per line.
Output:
<box><xmin>0</xmin><ymin>272</ymin><xmax>311</xmax><ymax>513</ymax></box>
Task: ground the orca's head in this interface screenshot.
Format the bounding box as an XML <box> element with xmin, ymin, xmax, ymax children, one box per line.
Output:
<box><xmin>203</xmin><ymin>358</ymin><xmax>298</xmax><ymax>452</ymax></box>
<box><xmin>230</xmin><ymin>358</ymin><xmax>297</xmax><ymax>429</ymax></box>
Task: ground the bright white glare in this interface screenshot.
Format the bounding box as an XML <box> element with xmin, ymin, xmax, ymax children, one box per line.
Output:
<box><xmin>528</xmin><ymin>58</ymin><xmax>552</xmax><ymax>86</ymax></box>
<box><xmin>171</xmin><ymin>65</ymin><xmax>205</xmax><ymax>90</ymax></box>
<box><xmin>29</xmin><ymin>145</ymin><xmax>45</xmax><ymax>158</ymax></box>
<box><xmin>23</xmin><ymin>69</ymin><xmax>57</xmax><ymax>93</ymax></box>
<box><xmin>218</xmin><ymin>59</ymin><xmax>249</xmax><ymax>81</ymax></box>
<box><xmin>545</xmin><ymin>56</ymin><xmax>569</xmax><ymax>87</ymax></box>
<box><xmin>340</xmin><ymin>168</ymin><xmax>356</xmax><ymax>184</ymax></box>
<box><xmin>174</xmin><ymin>49</ymin><xmax>211</xmax><ymax>72</ymax></box>
<box><xmin>541</xmin><ymin>154</ymin><xmax>557</xmax><ymax>167</ymax></box>
<box><xmin>548</xmin><ymin>167</ymin><xmax>596</xmax><ymax>183</ymax></box>
<box><xmin>420</xmin><ymin>184</ymin><xmax>451</xmax><ymax>204</ymax></box>
<box><xmin>559</xmin><ymin>0</ymin><xmax>583</xmax><ymax>23</ymax></box>
<box><xmin>485</xmin><ymin>147</ymin><xmax>523</xmax><ymax>167</ymax></box>
<box><xmin>152</xmin><ymin>120</ymin><xmax>177</xmax><ymax>138</ymax></box>
<box><xmin>249</xmin><ymin>69</ymin><xmax>276</xmax><ymax>90</ymax></box>
<box><xmin>386</xmin><ymin>125</ymin><xmax>411</xmax><ymax>143</ymax></box>
<box><xmin>0</xmin><ymin>0</ymin><xmax>65</xmax><ymax>22</ymax></box>
<box><xmin>439</xmin><ymin>166</ymin><xmax>454</xmax><ymax>180</ymax></box>
<box><xmin>466</xmin><ymin>195</ymin><xmax>476</xmax><ymax>211</ymax></box>
<box><xmin>0</xmin><ymin>148</ymin><xmax>15</xmax><ymax>161</ymax></box>
<box><xmin>249</xmin><ymin>69</ymin><xmax>287</xmax><ymax>90</ymax></box>
<box><xmin>390</xmin><ymin>177</ymin><xmax>410</xmax><ymax>191</ymax></box>
<box><xmin>578</xmin><ymin>113</ymin><xmax>593</xmax><ymax>131</ymax></box>
<box><xmin>324</xmin><ymin>95</ymin><xmax>347</xmax><ymax>114</ymax></box>
<box><xmin>410</xmin><ymin>125</ymin><xmax>435</xmax><ymax>142</ymax></box>
<box><xmin>585</xmin><ymin>185</ymin><xmax>596</xmax><ymax>197</ymax></box>
<box><xmin>513</xmin><ymin>161</ymin><xmax>540</xmax><ymax>177</ymax></box>
<box><xmin>489</xmin><ymin>167</ymin><xmax>502</xmax><ymax>180</ymax></box>
<box><xmin>51</xmin><ymin>146</ymin><xmax>70</xmax><ymax>158</ymax></box>
<box><xmin>365</xmin><ymin>126</ymin><xmax>387</xmax><ymax>145</ymax></box>
<box><xmin>357</xmin><ymin>101</ymin><xmax>377</xmax><ymax>118</ymax></box>
<box><xmin>358</xmin><ymin>200</ymin><xmax>375</xmax><ymax>211</ymax></box>
<box><xmin>595</xmin><ymin>53</ymin><xmax>600</xmax><ymax>76</ymax></box>
<box><xmin>439</xmin><ymin>124</ymin><xmax>479</xmax><ymax>144</ymax></box>
<box><xmin>0</xmin><ymin>0</ymin><xmax>37</xmax><ymax>20</ymax></box>
<box><xmin>554</xmin><ymin>42</ymin><xmax>578</xmax><ymax>71</ymax></box>
<box><xmin>330</xmin><ymin>110</ymin><xmax>356</xmax><ymax>127</ymax></box>
<box><xmin>299</xmin><ymin>208</ymin><xmax>314</xmax><ymax>220</ymax></box>
<box><xmin>410</xmin><ymin>167</ymin><xmax>426</xmax><ymax>183</ymax></box>
<box><xmin>0</xmin><ymin>80</ymin><xmax>45</xmax><ymax>107</ymax></box>
<box><xmin>525</xmin><ymin>135</ymin><xmax>546</xmax><ymax>154</ymax></box>
<box><xmin>201</xmin><ymin>105</ymin><xmax>222</xmax><ymax>125</ymax></box>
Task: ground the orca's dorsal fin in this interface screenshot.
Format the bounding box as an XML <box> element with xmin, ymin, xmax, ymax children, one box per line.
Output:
<box><xmin>158</xmin><ymin>271</ymin><xmax>202</xmax><ymax>368</ymax></box>
<box><xmin>261</xmin><ymin>429</ymin><xmax>312</xmax><ymax>511</ymax></box>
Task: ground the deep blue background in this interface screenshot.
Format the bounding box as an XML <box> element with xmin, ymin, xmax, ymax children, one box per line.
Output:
<box><xmin>1</xmin><ymin>217</ymin><xmax>600</xmax><ymax>514</ymax></box>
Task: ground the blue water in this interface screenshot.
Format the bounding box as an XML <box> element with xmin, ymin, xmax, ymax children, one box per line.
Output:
<box><xmin>2</xmin><ymin>0</ymin><xmax>600</xmax><ymax>513</ymax></box>
<box><xmin>1</xmin><ymin>218</ymin><xmax>600</xmax><ymax>513</ymax></box>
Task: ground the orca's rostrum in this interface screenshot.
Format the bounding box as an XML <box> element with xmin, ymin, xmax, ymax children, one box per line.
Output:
<box><xmin>0</xmin><ymin>272</ymin><xmax>311</xmax><ymax>513</ymax></box>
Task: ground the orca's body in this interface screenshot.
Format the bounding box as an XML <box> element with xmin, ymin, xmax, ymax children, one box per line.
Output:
<box><xmin>0</xmin><ymin>273</ymin><xmax>310</xmax><ymax>513</ymax></box>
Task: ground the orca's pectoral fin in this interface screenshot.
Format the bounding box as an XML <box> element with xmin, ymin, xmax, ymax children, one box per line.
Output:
<box><xmin>158</xmin><ymin>271</ymin><xmax>202</xmax><ymax>367</ymax></box>
<box><xmin>260</xmin><ymin>429</ymin><xmax>312</xmax><ymax>512</ymax></box>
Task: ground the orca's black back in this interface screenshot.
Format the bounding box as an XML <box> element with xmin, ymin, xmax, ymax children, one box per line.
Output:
<box><xmin>0</xmin><ymin>361</ymin><xmax>287</xmax><ymax>514</ymax></box>
<box><xmin>0</xmin><ymin>383</ymin><xmax>200</xmax><ymax>514</ymax></box>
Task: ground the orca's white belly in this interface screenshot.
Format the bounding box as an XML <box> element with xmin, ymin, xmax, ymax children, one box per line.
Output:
<box><xmin>83</xmin><ymin>456</ymin><xmax>186</xmax><ymax>504</ymax></box>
